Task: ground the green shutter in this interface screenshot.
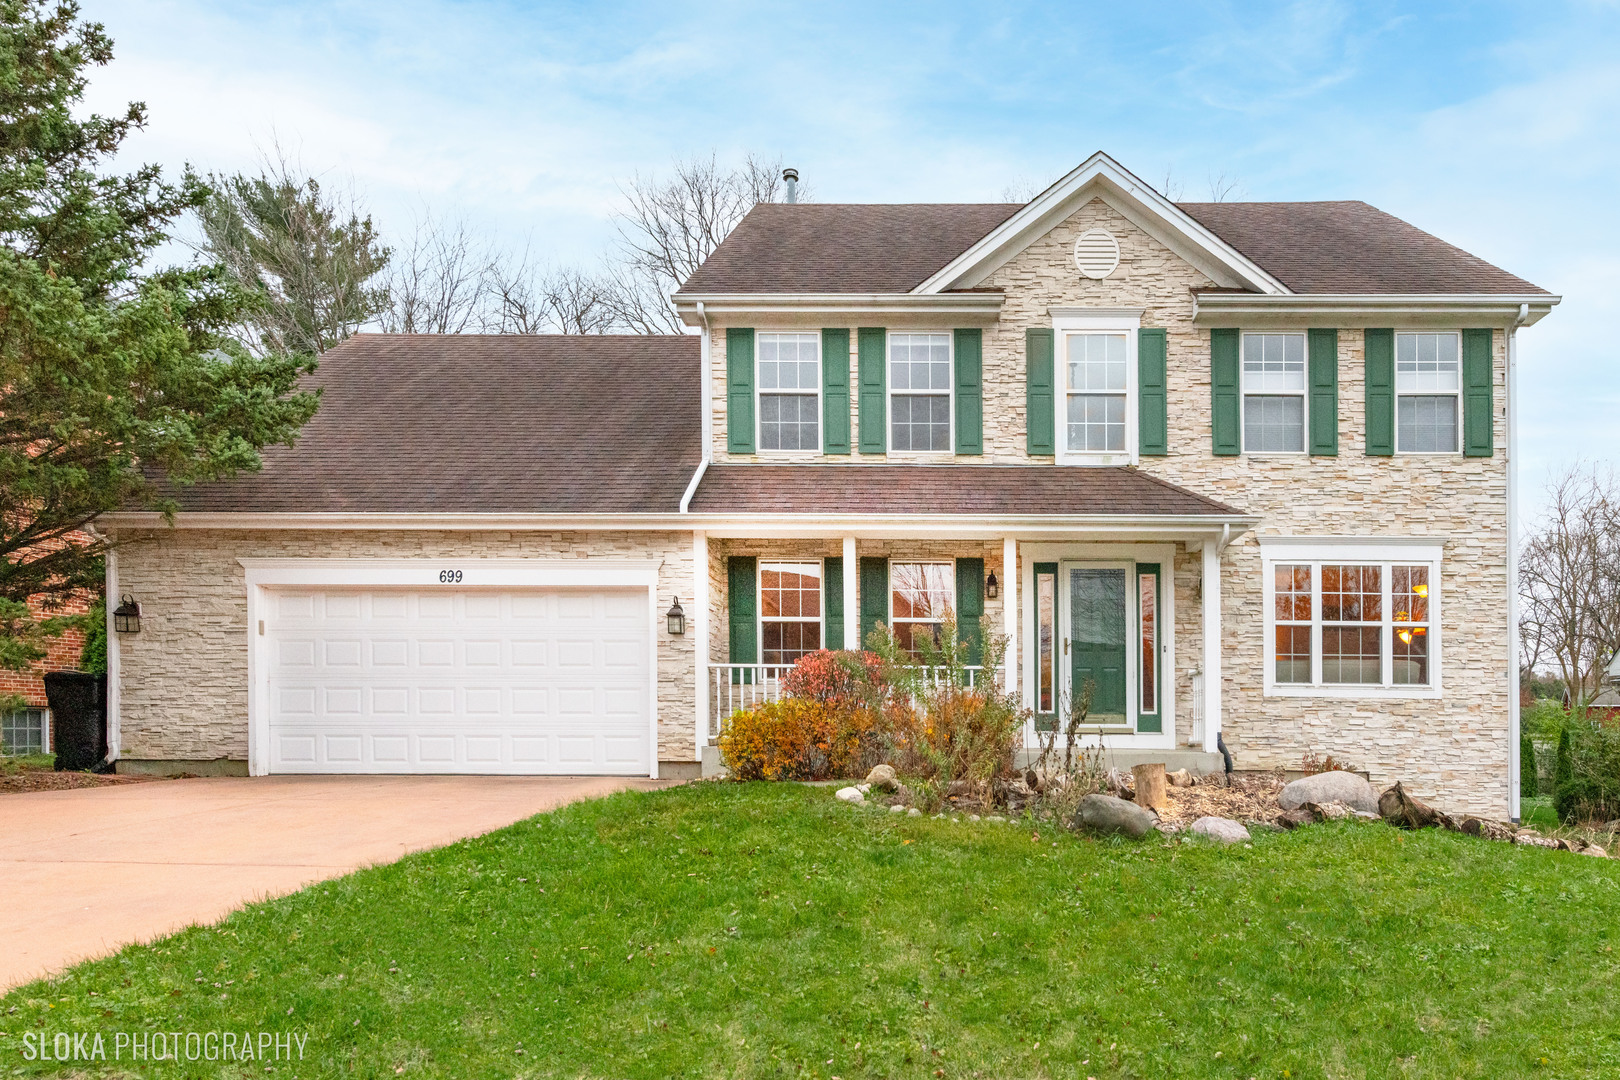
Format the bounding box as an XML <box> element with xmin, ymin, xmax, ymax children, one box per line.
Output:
<box><xmin>953</xmin><ymin>328</ymin><xmax>983</xmax><ymax>455</ymax></box>
<box><xmin>857</xmin><ymin>327</ymin><xmax>887</xmax><ymax>454</ymax></box>
<box><xmin>1137</xmin><ymin>328</ymin><xmax>1168</xmax><ymax>456</ymax></box>
<box><xmin>821</xmin><ymin>328</ymin><xmax>850</xmax><ymax>455</ymax></box>
<box><xmin>955</xmin><ymin>557</ymin><xmax>984</xmax><ymax>666</ymax></box>
<box><xmin>1364</xmin><ymin>328</ymin><xmax>1395</xmax><ymax>456</ymax></box>
<box><xmin>824</xmin><ymin>556</ymin><xmax>844</xmax><ymax>651</ymax></box>
<box><xmin>1026</xmin><ymin>328</ymin><xmax>1055</xmax><ymax>455</ymax></box>
<box><xmin>1462</xmin><ymin>328</ymin><xmax>1494</xmax><ymax>457</ymax></box>
<box><xmin>1210</xmin><ymin>328</ymin><xmax>1240</xmax><ymax>456</ymax></box>
<box><xmin>726</xmin><ymin>328</ymin><xmax>755</xmax><ymax>454</ymax></box>
<box><xmin>727</xmin><ymin>556</ymin><xmax>757</xmax><ymax>668</ymax></box>
<box><xmin>858</xmin><ymin>556</ymin><xmax>888</xmax><ymax>647</ymax></box>
<box><xmin>1307</xmin><ymin>328</ymin><xmax>1338</xmax><ymax>456</ymax></box>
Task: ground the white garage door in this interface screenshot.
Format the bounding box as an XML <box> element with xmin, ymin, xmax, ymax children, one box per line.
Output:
<box><xmin>264</xmin><ymin>588</ymin><xmax>651</xmax><ymax>774</ymax></box>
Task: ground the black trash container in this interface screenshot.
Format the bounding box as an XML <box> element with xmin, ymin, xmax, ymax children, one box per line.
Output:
<box><xmin>44</xmin><ymin>671</ymin><xmax>108</xmax><ymax>772</ymax></box>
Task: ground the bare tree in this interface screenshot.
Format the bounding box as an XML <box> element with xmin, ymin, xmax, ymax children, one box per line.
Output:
<box><xmin>1206</xmin><ymin>171</ymin><xmax>1243</xmax><ymax>202</ymax></box>
<box><xmin>1520</xmin><ymin>463</ymin><xmax>1620</xmax><ymax>707</ymax></box>
<box><xmin>381</xmin><ymin>211</ymin><xmax>494</xmax><ymax>334</ymax></box>
<box><xmin>1157</xmin><ymin>167</ymin><xmax>1185</xmax><ymax>201</ymax></box>
<box><xmin>481</xmin><ymin>245</ymin><xmax>622</xmax><ymax>334</ymax></box>
<box><xmin>610</xmin><ymin>152</ymin><xmax>803</xmax><ymax>333</ymax></box>
<box><xmin>999</xmin><ymin>176</ymin><xmax>1047</xmax><ymax>203</ymax></box>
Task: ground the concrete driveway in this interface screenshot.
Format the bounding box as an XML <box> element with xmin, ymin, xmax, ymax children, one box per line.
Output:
<box><xmin>0</xmin><ymin>774</ymin><xmax>668</xmax><ymax>991</ymax></box>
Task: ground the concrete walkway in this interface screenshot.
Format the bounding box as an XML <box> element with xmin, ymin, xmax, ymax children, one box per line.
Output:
<box><xmin>0</xmin><ymin>774</ymin><xmax>667</xmax><ymax>991</ymax></box>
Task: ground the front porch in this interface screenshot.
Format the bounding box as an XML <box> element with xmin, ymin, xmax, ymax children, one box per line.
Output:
<box><xmin>694</xmin><ymin>529</ymin><xmax>1240</xmax><ymax>767</ymax></box>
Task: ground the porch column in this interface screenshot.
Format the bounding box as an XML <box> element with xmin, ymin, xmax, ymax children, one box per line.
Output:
<box><xmin>1201</xmin><ymin>538</ymin><xmax>1222</xmax><ymax>754</ymax></box>
<box><xmin>842</xmin><ymin>536</ymin><xmax>859</xmax><ymax>649</ymax></box>
<box><xmin>1002</xmin><ymin>537</ymin><xmax>1018</xmax><ymax>696</ymax></box>
<box><xmin>693</xmin><ymin>531</ymin><xmax>709</xmax><ymax>755</ymax></box>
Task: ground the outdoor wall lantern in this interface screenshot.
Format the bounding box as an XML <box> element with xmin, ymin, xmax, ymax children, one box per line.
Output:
<box><xmin>112</xmin><ymin>594</ymin><xmax>142</xmax><ymax>634</ymax></box>
<box><xmin>985</xmin><ymin>572</ymin><xmax>999</xmax><ymax>600</ymax></box>
<box><xmin>665</xmin><ymin>596</ymin><xmax>686</xmax><ymax>636</ymax></box>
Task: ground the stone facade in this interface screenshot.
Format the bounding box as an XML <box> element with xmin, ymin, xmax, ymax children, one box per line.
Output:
<box><xmin>111</xmin><ymin>528</ymin><xmax>698</xmax><ymax>768</ymax></box>
<box><xmin>698</xmin><ymin>196</ymin><xmax>1513</xmax><ymax>816</ymax></box>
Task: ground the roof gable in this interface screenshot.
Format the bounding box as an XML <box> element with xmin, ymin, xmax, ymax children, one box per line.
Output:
<box><xmin>913</xmin><ymin>152</ymin><xmax>1291</xmax><ymax>296</ymax></box>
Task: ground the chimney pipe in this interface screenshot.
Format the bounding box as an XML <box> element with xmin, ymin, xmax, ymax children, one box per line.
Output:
<box><xmin>782</xmin><ymin>167</ymin><xmax>799</xmax><ymax>204</ymax></box>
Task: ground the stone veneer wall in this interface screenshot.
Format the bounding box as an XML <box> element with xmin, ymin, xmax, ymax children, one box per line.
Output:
<box><xmin>701</xmin><ymin>197</ymin><xmax>1513</xmax><ymax>817</ymax></box>
<box><xmin>112</xmin><ymin>529</ymin><xmax>698</xmax><ymax>766</ymax></box>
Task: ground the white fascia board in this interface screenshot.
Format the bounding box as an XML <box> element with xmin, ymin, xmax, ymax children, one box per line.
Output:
<box><xmin>102</xmin><ymin>510</ymin><xmax>1257</xmax><ymax>541</ymax></box>
<box><xmin>1194</xmin><ymin>293</ymin><xmax>1560</xmax><ymax>327</ymax></box>
<box><xmin>673</xmin><ymin>292</ymin><xmax>1005</xmax><ymax>328</ymax></box>
<box><xmin>912</xmin><ymin>152</ymin><xmax>1290</xmax><ymax>296</ymax></box>
<box><xmin>239</xmin><ymin>557</ymin><xmax>660</xmax><ymax>590</ymax></box>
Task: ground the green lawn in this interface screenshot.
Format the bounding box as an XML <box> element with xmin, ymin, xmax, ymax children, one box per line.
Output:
<box><xmin>3</xmin><ymin>783</ymin><xmax>1618</xmax><ymax>1079</ymax></box>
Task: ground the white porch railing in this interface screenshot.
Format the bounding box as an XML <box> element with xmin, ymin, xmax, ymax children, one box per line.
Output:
<box><xmin>707</xmin><ymin>663</ymin><xmax>986</xmax><ymax>739</ymax></box>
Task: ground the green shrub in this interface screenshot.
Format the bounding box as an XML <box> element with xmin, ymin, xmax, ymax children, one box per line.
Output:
<box><xmin>1520</xmin><ymin>730</ymin><xmax>1537</xmax><ymax>798</ymax></box>
<box><xmin>1553</xmin><ymin>716</ymin><xmax>1620</xmax><ymax>824</ymax></box>
<box><xmin>1523</xmin><ymin>698</ymin><xmax>1568</xmax><ymax>741</ymax></box>
<box><xmin>79</xmin><ymin>597</ymin><xmax>107</xmax><ymax>674</ymax></box>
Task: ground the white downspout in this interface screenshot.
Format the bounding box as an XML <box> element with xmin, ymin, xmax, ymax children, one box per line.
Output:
<box><xmin>679</xmin><ymin>301</ymin><xmax>714</xmax><ymax>514</ymax></box>
<box><xmin>1507</xmin><ymin>304</ymin><xmax>1528</xmax><ymax>821</ymax></box>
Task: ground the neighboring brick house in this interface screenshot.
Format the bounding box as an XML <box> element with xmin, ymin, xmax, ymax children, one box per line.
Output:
<box><xmin>98</xmin><ymin>153</ymin><xmax>1557</xmax><ymax>817</ymax></box>
<box><xmin>0</xmin><ymin>593</ymin><xmax>89</xmax><ymax>755</ymax></box>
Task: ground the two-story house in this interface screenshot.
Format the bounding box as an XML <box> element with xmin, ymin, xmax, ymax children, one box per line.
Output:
<box><xmin>100</xmin><ymin>154</ymin><xmax>1556</xmax><ymax>818</ymax></box>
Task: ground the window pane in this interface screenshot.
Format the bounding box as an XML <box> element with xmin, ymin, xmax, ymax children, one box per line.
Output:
<box><xmin>1397</xmin><ymin>395</ymin><xmax>1458</xmax><ymax>453</ymax></box>
<box><xmin>891</xmin><ymin>394</ymin><xmax>949</xmax><ymax>451</ymax></box>
<box><xmin>758</xmin><ymin>333</ymin><xmax>819</xmax><ymax>393</ymax></box>
<box><xmin>1396</xmin><ymin>332</ymin><xmax>1460</xmax><ymax>392</ymax></box>
<box><xmin>1139</xmin><ymin>573</ymin><xmax>1157</xmax><ymax>714</ymax></box>
<box><xmin>1322</xmin><ymin>564</ymin><xmax>1380</xmax><ymax>623</ymax></box>
<box><xmin>1243</xmin><ymin>395</ymin><xmax>1304</xmax><ymax>452</ymax></box>
<box><xmin>1275</xmin><ymin>625</ymin><xmax>1312</xmax><ymax>684</ymax></box>
<box><xmin>891</xmin><ymin>563</ymin><xmax>954</xmax><ymax>622</ymax></box>
<box><xmin>1066</xmin><ymin>393</ymin><xmax>1125</xmax><ymax>452</ymax></box>
<box><xmin>760</xmin><ymin>393</ymin><xmax>818</xmax><ymax>450</ymax></box>
<box><xmin>1242</xmin><ymin>333</ymin><xmax>1306</xmax><ymax>392</ymax></box>
<box><xmin>892</xmin><ymin>621</ymin><xmax>942</xmax><ymax>655</ymax></box>
<box><xmin>1392</xmin><ymin>564</ymin><xmax>1430</xmax><ymax>687</ymax></box>
<box><xmin>1066</xmin><ymin>333</ymin><xmax>1127</xmax><ymax>391</ymax></box>
<box><xmin>889</xmin><ymin>334</ymin><xmax>950</xmax><ymax>396</ymax></box>
<box><xmin>1275</xmin><ymin>563</ymin><xmax>1311</xmax><ymax>622</ymax></box>
<box><xmin>1</xmin><ymin>708</ymin><xmax>45</xmax><ymax>755</ymax></box>
<box><xmin>762</xmin><ymin>621</ymin><xmax>822</xmax><ymax>666</ymax></box>
<box><xmin>1037</xmin><ymin>570</ymin><xmax>1056</xmax><ymax>715</ymax></box>
<box><xmin>760</xmin><ymin>562</ymin><xmax>823</xmax><ymax>666</ymax></box>
<box><xmin>1323</xmin><ymin>626</ymin><xmax>1381</xmax><ymax>684</ymax></box>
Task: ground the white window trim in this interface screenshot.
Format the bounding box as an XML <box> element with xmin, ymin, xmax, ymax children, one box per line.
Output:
<box><xmin>885</xmin><ymin>331</ymin><xmax>954</xmax><ymax>458</ymax></box>
<box><xmin>756</xmin><ymin>558</ymin><xmax>827</xmax><ymax>666</ymax></box>
<box><xmin>1394</xmin><ymin>329</ymin><xmax>1463</xmax><ymax>457</ymax></box>
<box><xmin>1053</xmin><ymin>311</ymin><xmax>1139</xmax><ymax>467</ymax></box>
<box><xmin>1259</xmin><ymin>538</ymin><xmax>1443</xmax><ymax>699</ymax></box>
<box><xmin>1239</xmin><ymin>330</ymin><xmax>1308</xmax><ymax>456</ymax></box>
<box><xmin>888</xmin><ymin>560</ymin><xmax>956</xmax><ymax>645</ymax></box>
<box><xmin>755</xmin><ymin>330</ymin><xmax>823</xmax><ymax>456</ymax></box>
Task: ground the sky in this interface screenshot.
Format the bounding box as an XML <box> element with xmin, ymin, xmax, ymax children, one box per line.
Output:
<box><xmin>81</xmin><ymin>0</ymin><xmax>1620</xmax><ymax>506</ymax></box>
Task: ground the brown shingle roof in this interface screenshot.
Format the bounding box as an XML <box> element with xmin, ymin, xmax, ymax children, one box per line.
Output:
<box><xmin>1178</xmin><ymin>201</ymin><xmax>1547</xmax><ymax>295</ymax></box>
<box><xmin>687</xmin><ymin>465</ymin><xmax>1243</xmax><ymax>517</ymax></box>
<box><xmin>677</xmin><ymin>203</ymin><xmax>1023</xmax><ymax>294</ymax></box>
<box><xmin>164</xmin><ymin>334</ymin><xmax>701</xmax><ymax>514</ymax></box>
<box><xmin>675</xmin><ymin>199</ymin><xmax>1545</xmax><ymax>297</ymax></box>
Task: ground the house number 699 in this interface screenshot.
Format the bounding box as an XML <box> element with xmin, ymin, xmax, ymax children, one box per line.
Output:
<box><xmin>438</xmin><ymin>569</ymin><xmax>463</xmax><ymax>583</ymax></box>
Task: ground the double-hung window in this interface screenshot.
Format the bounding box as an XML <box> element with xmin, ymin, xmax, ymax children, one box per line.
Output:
<box><xmin>1262</xmin><ymin>542</ymin><xmax>1440</xmax><ymax>695</ymax></box>
<box><xmin>1065</xmin><ymin>332</ymin><xmax>1127</xmax><ymax>452</ymax></box>
<box><xmin>758</xmin><ymin>332</ymin><xmax>820</xmax><ymax>451</ymax></box>
<box><xmin>888</xmin><ymin>333</ymin><xmax>951</xmax><ymax>451</ymax></box>
<box><xmin>1241</xmin><ymin>332</ymin><xmax>1306</xmax><ymax>452</ymax></box>
<box><xmin>890</xmin><ymin>561</ymin><xmax>954</xmax><ymax>655</ymax></box>
<box><xmin>1396</xmin><ymin>332</ymin><xmax>1461</xmax><ymax>453</ymax></box>
<box><xmin>759</xmin><ymin>561</ymin><xmax>822</xmax><ymax>665</ymax></box>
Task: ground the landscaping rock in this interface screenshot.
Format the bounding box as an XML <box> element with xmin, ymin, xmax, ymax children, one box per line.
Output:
<box><xmin>1275</xmin><ymin>808</ymin><xmax>1317</xmax><ymax>830</ymax></box>
<box><xmin>1581</xmin><ymin>845</ymin><xmax>1608</xmax><ymax>858</ymax></box>
<box><xmin>1377</xmin><ymin>782</ymin><xmax>1457</xmax><ymax>831</ymax></box>
<box><xmin>893</xmin><ymin>783</ymin><xmax>914</xmax><ymax>805</ymax></box>
<box><xmin>1189</xmin><ymin>816</ymin><xmax>1250</xmax><ymax>844</ymax></box>
<box><xmin>1073</xmin><ymin>793</ymin><xmax>1158</xmax><ymax>838</ymax></box>
<box><xmin>865</xmin><ymin>765</ymin><xmax>900</xmax><ymax>792</ymax></box>
<box><xmin>1167</xmin><ymin>768</ymin><xmax>1194</xmax><ymax>788</ymax></box>
<box><xmin>835</xmin><ymin>786</ymin><xmax>865</xmax><ymax>805</ymax></box>
<box><xmin>907</xmin><ymin>807</ymin><xmax>922</xmax><ymax>817</ymax></box>
<box><xmin>889</xmin><ymin>804</ymin><xmax>905</xmax><ymax>814</ymax></box>
<box><xmin>1306</xmin><ymin>801</ymin><xmax>1353</xmax><ymax>821</ymax></box>
<box><xmin>1279</xmin><ymin>772</ymin><xmax>1379</xmax><ymax>815</ymax></box>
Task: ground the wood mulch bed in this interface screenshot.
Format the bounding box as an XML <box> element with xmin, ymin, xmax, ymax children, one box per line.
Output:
<box><xmin>0</xmin><ymin>768</ymin><xmax>163</xmax><ymax>795</ymax></box>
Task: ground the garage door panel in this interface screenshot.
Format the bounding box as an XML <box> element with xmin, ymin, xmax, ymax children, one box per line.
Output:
<box><xmin>265</xmin><ymin>586</ymin><xmax>649</xmax><ymax>775</ymax></box>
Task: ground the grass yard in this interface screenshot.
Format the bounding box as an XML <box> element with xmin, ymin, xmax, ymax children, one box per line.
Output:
<box><xmin>3</xmin><ymin>783</ymin><xmax>1618</xmax><ymax>1079</ymax></box>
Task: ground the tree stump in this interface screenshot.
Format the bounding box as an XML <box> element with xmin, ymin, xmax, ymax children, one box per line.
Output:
<box><xmin>1132</xmin><ymin>762</ymin><xmax>1169</xmax><ymax>811</ymax></box>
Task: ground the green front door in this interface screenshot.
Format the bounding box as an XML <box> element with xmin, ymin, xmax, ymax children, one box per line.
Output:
<box><xmin>1068</xmin><ymin>567</ymin><xmax>1128</xmax><ymax>725</ymax></box>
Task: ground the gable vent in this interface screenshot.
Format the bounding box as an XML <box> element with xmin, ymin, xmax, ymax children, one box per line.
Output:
<box><xmin>1073</xmin><ymin>229</ymin><xmax>1121</xmax><ymax>279</ymax></box>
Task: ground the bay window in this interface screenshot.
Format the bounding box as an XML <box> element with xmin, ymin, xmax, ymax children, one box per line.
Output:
<box><xmin>758</xmin><ymin>332</ymin><xmax>821</xmax><ymax>451</ymax></box>
<box><xmin>1261</xmin><ymin>542</ymin><xmax>1441</xmax><ymax>696</ymax></box>
<box><xmin>1396</xmin><ymin>332</ymin><xmax>1461</xmax><ymax>453</ymax></box>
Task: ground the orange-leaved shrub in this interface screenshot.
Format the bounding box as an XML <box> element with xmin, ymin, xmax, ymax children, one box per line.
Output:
<box><xmin>717</xmin><ymin>694</ymin><xmax>883</xmax><ymax>781</ymax></box>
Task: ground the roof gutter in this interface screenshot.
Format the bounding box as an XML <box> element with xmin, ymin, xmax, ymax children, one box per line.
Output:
<box><xmin>1192</xmin><ymin>292</ymin><xmax>1560</xmax><ymax>326</ymax></box>
<box><xmin>672</xmin><ymin>291</ymin><xmax>1005</xmax><ymax>328</ymax></box>
<box><xmin>679</xmin><ymin>301</ymin><xmax>713</xmax><ymax>514</ymax></box>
